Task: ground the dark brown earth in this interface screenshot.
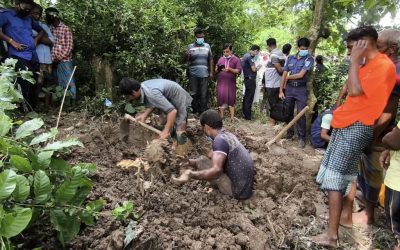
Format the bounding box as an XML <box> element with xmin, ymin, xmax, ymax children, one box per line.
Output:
<box><xmin>24</xmin><ymin>112</ymin><xmax>395</xmax><ymax>250</ymax></box>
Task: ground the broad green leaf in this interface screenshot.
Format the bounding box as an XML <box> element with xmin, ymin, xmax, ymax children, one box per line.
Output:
<box><xmin>0</xmin><ymin>169</ymin><xmax>17</xmax><ymax>201</ymax></box>
<box><xmin>50</xmin><ymin>209</ymin><xmax>81</xmax><ymax>246</ymax></box>
<box><xmin>37</xmin><ymin>151</ymin><xmax>54</xmax><ymax>169</ymax></box>
<box><xmin>33</xmin><ymin>170</ymin><xmax>51</xmax><ymax>204</ymax></box>
<box><xmin>10</xmin><ymin>155</ymin><xmax>32</xmax><ymax>173</ymax></box>
<box><xmin>15</xmin><ymin>118</ymin><xmax>44</xmax><ymax>140</ymax></box>
<box><xmin>80</xmin><ymin>199</ymin><xmax>105</xmax><ymax>226</ymax></box>
<box><xmin>0</xmin><ymin>101</ymin><xmax>17</xmax><ymax>111</ymax></box>
<box><xmin>55</xmin><ymin>167</ymin><xmax>83</xmax><ymax>203</ymax></box>
<box><xmin>30</xmin><ymin>128</ymin><xmax>58</xmax><ymax>146</ymax></box>
<box><xmin>0</xmin><ymin>207</ymin><xmax>32</xmax><ymax>238</ymax></box>
<box><xmin>43</xmin><ymin>139</ymin><xmax>84</xmax><ymax>151</ymax></box>
<box><xmin>125</xmin><ymin>103</ymin><xmax>136</xmax><ymax>114</ymax></box>
<box><xmin>49</xmin><ymin>158</ymin><xmax>72</xmax><ymax>177</ymax></box>
<box><xmin>70</xmin><ymin>186</ymin><xmax>92</xmax><ymax>206</ymax></box>
<box><xmin>12</xmin><ymin>175</ymin><xmax>30</xmax><ymax>202</ymax></box>
<box><xmin>0</xmin><ymin>113</ymin><xmax>12</xmax><ymax>136</ymax></box>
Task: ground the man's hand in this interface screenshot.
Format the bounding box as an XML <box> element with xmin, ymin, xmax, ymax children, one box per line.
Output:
<box><xmin>159</xmin><ymin>129</ymin><xmax>170</xmax><ymax>140</ymax></box>
<box><xmin>135</xmin><ymin>113</ymin><xmax>146</xmax><ymax>123</ymax></box>
<box><xmin>279</xmin><ymin>90</ymin><xmax>285</xmax><ymax>100</ymax></box>
<box><xmin>209</xmin><ymin>72</ymin><xmax>214</xmax><ymax>79</ymax></box>
<box><xmin>350</xmin><ymin>40</ymin><xmax>368</xmax><ymax>64</ymax></box>
<box><xmin>171</xmin><ymin>169</ymin><xmax>192</xmax><ymax>185</ymax></box>
<box><xmin>379</xmin><ymin>150</ymin><xmax>390</xmax><ymax>169</ymax></box>
<box><xmin>10</xmin><ymin>40</ymin><xmax>26</xmax><ymax>51</ymax></box>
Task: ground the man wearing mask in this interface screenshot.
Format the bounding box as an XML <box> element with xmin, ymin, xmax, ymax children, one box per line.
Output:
<box><xmin>279</xmin><ymin>37</ymin><xmax>314</xmax><ymax>148</ymax></box>
<box><xmin>185</xmin><ymin>27</ymin><xmax>214</xmax><ymax>115</ymax></box>
<box><xmin>241</xmin><ymin>45</ymin><xmax>261</xmax><ymax>120</ymax></box>
<box><xmin>0</xmin><ymin>0</ymin><xmax>44</xmax><ymax>111</ymax></box>
<box><xmin>45</xmin><ymin>7</ymin><xmax>76</xmax><ymax>106</ymax></box>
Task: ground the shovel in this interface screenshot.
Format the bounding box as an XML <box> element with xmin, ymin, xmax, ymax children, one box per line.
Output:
<box><xmin>119</xmin><ymin>114</ymin><xmax>162</xmax><ymax>141</ymax></box>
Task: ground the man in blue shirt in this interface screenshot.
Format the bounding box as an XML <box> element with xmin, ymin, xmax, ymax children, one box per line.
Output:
<box><xmin>241</xmin><ymin>45</ymin><xmax>261</xmax><ymax>120</ymax></box>
<box><xmin>279</xmin><ymin>37</ymin><xmax>314</xmax><ymax>148</ymax></box>
<box><xmin>31</xmin><ymin>3</ymin><xmax>55</xmax><ymax>108</ymax></box>
<box><xmin>0</xmin><ymin>0</ymin><xmax>44</xmax><ymax>111</ymax></box>
<box><xmin>311</xmin><ymin>109</ymin><xmax>333</xmax><ymax>150</ymax></box>
<box><xmin>185</xmin><ymin>27</ymin><xmax>214</xmax><ymax>115</ymax></box>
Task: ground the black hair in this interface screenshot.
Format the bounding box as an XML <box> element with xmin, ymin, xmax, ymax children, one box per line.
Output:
<box><xmin>346</xmin><ymin>25</ymin><xmax>378</xmax><ymax>42</ymax></box>
<box><xmin>45</xmin><ymin>7</ymin><xmax>59</xmax><ymax>14</ymax></box>
<box><xmin>251</xmin><ymin>44</ymin><xmax>260</xmax><ymax>51</ymax></box>
<box><xmin>32</xmin><ymin>3</ymin><xmax>43</xmax><ymax>13</ymax></box>
<box><xmin>266</xmin><ymin>38</ymin><xmax>277</xmax><ymax>47</ymax></box>
<box><xmin>119</xmin><ymin>78</ymin><xmax>141</xmax><ymax>95</ymax></box>
<box><xmin>223</xmin><ymin>43</ymin><xmax>233</xmax><ymax>50</ymax></box>
<box><xmin>15</xmin><ymin>0</ymin><xmax>34</xmax><ymax>4</ymax></box>
<box><xmin>200</xmin><ymin>110</ymin><xmax>223</xmax><ymax>129</ymax></box>
<box><xmin>316</xmin><ymin>55</ymin><xmax>323</xmax><ymax>64</ymax></box>
<box><xmin>297</xmin><ymin>37</ymin><xmax>311</xmax><ymax>47</ymax></box>
<box><xmin>282</xmin><ymin>43</ymin><xmax>292</xmax><ymax>54</ymax></box>
<box><xmin>194</xmin><ymin>27</ymin><xmax>203</xmax><ymax>36</ymax></box>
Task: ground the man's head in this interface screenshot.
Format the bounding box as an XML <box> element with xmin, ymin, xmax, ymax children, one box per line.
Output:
<box><xmin>194</xmin><ymin>27</ymin><xmax>205</xmax><ymax>45</ymax></box>
<box><xmin>250</xmin><ymin>44</ymin><xmax>260</xmax><ymax>57</ymax></box>
<box><xmin>30</xmin><ymin>3</ymin><xmax>43</xmax><ymax>21</ymax></box>
<box><xmin>45</xmin><ymin>7</ymin><xmax>60</xmax><ymax>25</ymax></box>
<box><xmin>119</xmin><ymin>78</ymin><xmax>142</xmax><ymax>100</ymax></box>
<box><xmin>316</xmin><ymin>55</ymin><xmax>323</xmax><ymax>64</ymax></box>
<box><xmin>296</xmin><ymin>37</ymin><xmax>310</xmax><ymax>57</ymax></box>
<box><xmin>282</xmin><ymin>43</ymin><xmax>292</xmax><ymax>56</ymax></box>
<box><xmin>222</xmin><ymin>43</ymin><xmax>233</xmax><ymax>58</ymax></box>
<box><xmin>200</xmin><ymin>110</ymin><xmax>223</xmax><ymax>138</ymax></box>
<box><xmin>15</xmin><ymin>0</ymin><xmax>34</xmax><ymax>18</ymax></box>
<box><xmin>346</xmin><ymin>25</ymin><xmax>378</xmax><ymax>56</ymax></box>
<box><xmin>377</xmin><ymin>29</ymin><xmax>400</xmax><ymax>60</ymax></box>
<box><xmin>266</xmin><ymin>38</ymin><xmax>277</xmax><ymax>52</ymax></box>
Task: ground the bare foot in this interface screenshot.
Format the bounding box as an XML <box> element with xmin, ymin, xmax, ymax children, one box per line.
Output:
<box><xmin>310</xmin><ymin>233</ymin><xmax>338</xmax><ymax>248</ymax></box>
<box><xmin>352</xmin><ymin>210</ymin><xmax>373</xmax><ymax>225</ymax></box>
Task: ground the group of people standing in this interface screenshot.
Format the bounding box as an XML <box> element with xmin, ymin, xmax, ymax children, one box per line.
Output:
<box><xmin>0</xmin><ymin>0</ymin><xmax>75</xmax><ymax>111</ymax></box>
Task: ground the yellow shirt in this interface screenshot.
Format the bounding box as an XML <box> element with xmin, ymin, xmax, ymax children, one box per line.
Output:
<box><xmin>384</xmin><ymin>122</ymin><xmax>400</xmax><ymax>192</ymax></box>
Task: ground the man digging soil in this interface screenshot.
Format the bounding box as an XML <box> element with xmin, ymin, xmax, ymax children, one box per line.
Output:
<box><xmin>172</xmin><ymin>110</ymin><xmax>254</xmax><ymax>200</ymax></box>
<box><xmin>119</xmin><ymin>78</ymin><xmax>192</xmax><ymax>156</ymax></box>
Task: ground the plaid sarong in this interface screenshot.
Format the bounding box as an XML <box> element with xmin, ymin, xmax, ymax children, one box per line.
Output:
<box><xmin>316</xmin><ymin>122</ymin><xmax>373</xmax><ymax>194</ymax></box>
<box><xmin>56</xmin><ymin>61</ymin><xmax>76</xmax><ymax>99</ymax></box>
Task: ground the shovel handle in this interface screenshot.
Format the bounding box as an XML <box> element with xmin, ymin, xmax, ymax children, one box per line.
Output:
<box><xmin>124</xmin><ymin>114</ymin><xmax>162</xmax><ymax>135</ymax></box>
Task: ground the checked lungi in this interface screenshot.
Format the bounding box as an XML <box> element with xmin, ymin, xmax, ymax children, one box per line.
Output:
<box><xmin>316</xmin><ymin>122</ymin><xmax>373</xmax><ymax>195</ymax></box>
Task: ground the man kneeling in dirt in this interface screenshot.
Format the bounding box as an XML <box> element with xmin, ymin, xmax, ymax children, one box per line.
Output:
<box><xmin>173</xmin><ymin>110</ymin><xmax>254</xmax><ymax>200</ymax></box>
<box><xmin>119</xmin><ymin>78</ymin><xmax>192</xmax><ymax>151</ymax></box>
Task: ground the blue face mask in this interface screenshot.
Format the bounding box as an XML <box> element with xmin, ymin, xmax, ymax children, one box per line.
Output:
<box><xmin>196</xmin><ymin>38</ymin><xmax>205</xmax><ymax>45</ymax></box>
<box><xmin>206</xmin><ymin>136</ymin><xmax>213</xmax><ymax>142</ymax></box>
<box><xmin>298</xmin><ymin>50</ymin><xmax>309</xmax><ymax>57</ymax></box>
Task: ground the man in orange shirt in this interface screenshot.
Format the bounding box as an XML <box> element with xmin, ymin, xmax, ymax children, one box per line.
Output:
<box><xmin>312</xmin><ymin>26</ymin><xmax>396</xmax><ymax>248</ymax></box>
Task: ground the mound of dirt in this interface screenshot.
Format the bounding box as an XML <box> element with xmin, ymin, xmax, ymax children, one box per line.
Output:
<box><xmin>22</xmin><ymin>112</ymin><xmax>395</xmax><ymax>250</ymax></box>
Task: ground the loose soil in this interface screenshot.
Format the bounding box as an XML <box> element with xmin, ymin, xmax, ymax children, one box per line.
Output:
<box><xmin>25</xmin><ymin>112</ymin><xmax>395</xmax><ymax>249</ymax></box>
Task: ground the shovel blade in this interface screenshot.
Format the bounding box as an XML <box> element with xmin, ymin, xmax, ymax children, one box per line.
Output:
<box><xmin>119</xmin><ymin>119</ymin><xmax>130</xmax><ymax>141</ymax></box>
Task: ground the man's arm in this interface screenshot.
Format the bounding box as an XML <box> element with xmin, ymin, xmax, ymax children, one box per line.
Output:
<box><xmin>279</xmin><ymin>71</ymin><xmax>288</xmax><ymax>99</ymax></box>
<box><xmin>135</xmin><ymin>107</ymin><xmax>154</xmax><ymax>122</ymax></box>
<box><xmin>209</xmin><ymin>56</ymin><xmax>214</xmax><ymax>78</ymax></box>
<box><xmin>286</xmin><ymin>69</ymin><xmax>307</xmax><ymax>80</ymax></box>
<box><xmin>346</xmin><ymin>40</ymin><xmax>367</xmax><ymax>97</ymax></box>
<box><xmin>190</xmin><ymin>152</ymin><xmax>226</xmax><ymax>180</ymax></box>
<box><xmin>273</xmin><ymin>63</ymin><xmax>283</xmax><ymax>75</ymax></box>
<box><xmin>0</xmin><ymin>30</ymin><xmax>25</xmax><ymax>51</ymax></box>
<box><xmin>382</xmin><ymin>125</ymin><xmax>400</xmax><ymax>150</ymax></box>
<box><xmin>320</xmin><ymin>129</ymin><xmax>330</xmax><ymax>142</ymax></box>
<box><xmin>372</xmin><ymin>94</ymin><xmax>400</xmax><ymax>143</ymax></box>
<box><xmin>160</xmin><ymin>109</ymin><xmax>177</xmax><ymax>139</ymax></box>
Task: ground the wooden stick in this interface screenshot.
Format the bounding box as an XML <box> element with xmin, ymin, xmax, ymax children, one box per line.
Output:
<box><xmin>55</xmin><ymin>66</ymin><xmax>77</xmax><ymax>130</ymax></box>
<box><xmin>124</xmin><ymin>114</ymin><xmax>162</xmax><ymax>135</ymax></box>
<box><xmin>267</xmin><ymin>106</ymin><xmax>310</xmax><ymax>146</ymax></box>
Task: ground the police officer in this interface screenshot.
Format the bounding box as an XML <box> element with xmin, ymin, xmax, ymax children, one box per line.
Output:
<box><xmin>279</xmin><ymin>37</ymin><xmax>314</xmax><ymax>148</ymax></box>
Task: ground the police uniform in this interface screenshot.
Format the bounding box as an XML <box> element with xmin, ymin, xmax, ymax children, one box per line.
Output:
<box><xmin>283</xmin><ymin>54</ymin><xmax>314</xmax><ymax>140</ymax></box>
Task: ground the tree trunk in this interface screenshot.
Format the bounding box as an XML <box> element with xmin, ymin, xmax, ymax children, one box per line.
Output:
<box><xmin>91</xmin><ymin>56</ymin><xmax>117</xmax><ymax>99</ymax></box>
<box><xmin>306</xmin><ymin>0</ymin><xmax>326</xmax><ymax>130</ymax></box>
